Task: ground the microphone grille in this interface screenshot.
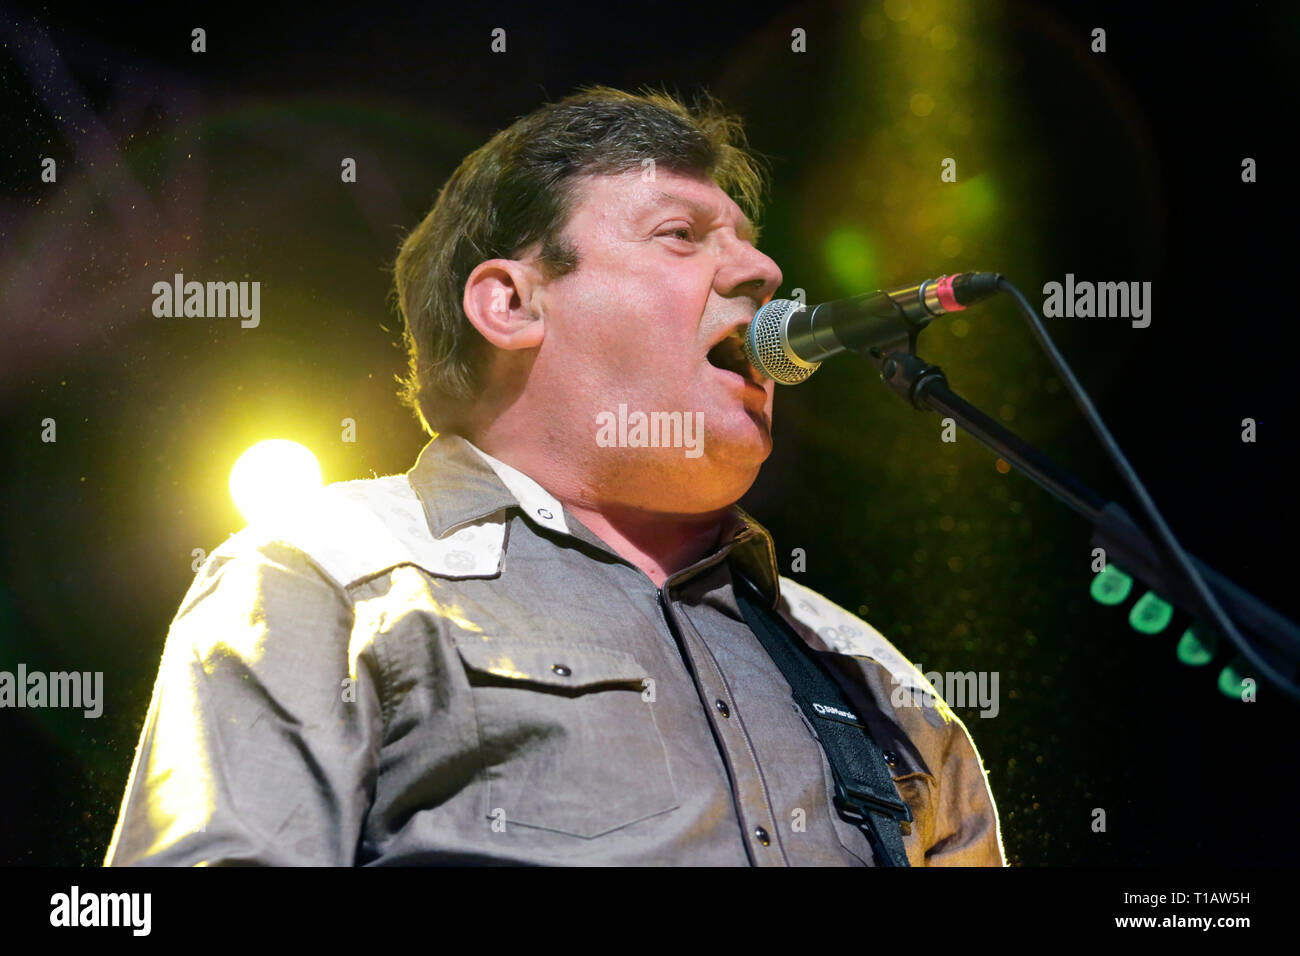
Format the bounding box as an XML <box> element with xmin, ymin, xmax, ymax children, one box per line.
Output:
<box><xmin>743</xmin><ymin>299</ymin><xmax>820</xmax><ymax>385</ymax></box>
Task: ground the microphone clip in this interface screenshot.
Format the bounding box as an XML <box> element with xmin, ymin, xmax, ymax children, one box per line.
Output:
<box><xmin>866</xmin><ymin>347</ymin><xmax>950</xmax><ymax>412</ymax></box>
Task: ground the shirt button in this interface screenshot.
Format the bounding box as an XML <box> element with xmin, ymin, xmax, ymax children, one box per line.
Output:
<box><xmin>551</xmin><ymin>664</ymin><xmax>571</xmax><ymax>676</ymax></box>
<box><xmin>537</xmin><ymin>508</ymin><xmax>554</xmax><ymax>520</ymax></box>
<box><xmin>883</xmin><ymin>750</ymin><xmax>899</xmax><ymax>769</ymax></box>
<box><xmin>754</xmin><ymin>827</ymin><xmax>771</xmax><ymax>846</ymax></box>
<box><xmin>714</xmin><ymin>699</ymin><xmax>730</xmax><ymax>718</ymax></box>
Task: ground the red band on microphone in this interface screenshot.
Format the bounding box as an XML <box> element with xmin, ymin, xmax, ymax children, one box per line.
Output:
<box><xmin>935</xmin><ymin>275</ymin><xmax>965</xmax><ymax>312</ymax></box>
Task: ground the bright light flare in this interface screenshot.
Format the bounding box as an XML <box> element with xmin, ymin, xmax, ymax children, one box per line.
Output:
<box><xmin>228</xmin><ymin>439</ymin><xmax>323</xmax><ymax>525</ymax></box>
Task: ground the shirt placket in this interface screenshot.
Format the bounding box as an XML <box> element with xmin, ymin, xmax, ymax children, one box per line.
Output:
<box><xmin>657</xmin><ymin>547</ymin><xmax>791</xmax><ymax>867</ymax></box>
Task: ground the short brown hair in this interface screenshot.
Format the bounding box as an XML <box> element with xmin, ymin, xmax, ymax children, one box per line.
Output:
<box><xmin>391</xmin><ymin>84</ymin><xmax>772</xmax><ymax>436</ymax></box>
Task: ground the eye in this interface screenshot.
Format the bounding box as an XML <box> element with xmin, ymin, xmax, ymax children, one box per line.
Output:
<box><xmin>657</xmin><ymin>223</ymin><xmax>695</xmax><ymax>243</ymax></box>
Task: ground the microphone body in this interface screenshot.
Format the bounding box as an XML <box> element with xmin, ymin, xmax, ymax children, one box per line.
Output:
<box><xmin>744</xmin><ymin>272</ymin><xmax>1001</xmax><ymax>384</ymax></box>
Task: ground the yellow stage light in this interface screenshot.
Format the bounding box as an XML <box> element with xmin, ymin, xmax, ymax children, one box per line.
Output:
<box><xmin>228</xmin><ymin>439</ymin><xmax>323</xmax><ymax>525</ymax></box>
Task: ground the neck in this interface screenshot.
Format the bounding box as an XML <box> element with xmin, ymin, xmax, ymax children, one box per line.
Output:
<box><xmin>463</xmin><ymin>425</ymin><xmax>734</xmax><ymax>590</ymax></box>
<box><xmin>561</xmin><ymin>500</ymin><xmax>729</xmax><ymax>590</ymax></box>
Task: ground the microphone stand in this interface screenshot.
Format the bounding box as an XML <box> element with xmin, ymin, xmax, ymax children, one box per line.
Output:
<box><xmin>860</xmin><ymin>335</ymin><xmax>1300</xmax><ymax>693</ymax></box>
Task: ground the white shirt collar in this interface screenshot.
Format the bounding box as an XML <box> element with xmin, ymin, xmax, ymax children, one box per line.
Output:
<box><xmin>463</xmin><ymin>439</ymin><xmax>571</xmax><ymax>535</ymax></box>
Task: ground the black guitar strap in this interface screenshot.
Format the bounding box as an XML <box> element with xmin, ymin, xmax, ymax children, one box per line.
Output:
<box><xmin>732</xmin><ymin>568</ymin><xmax>914</xmax><ymax>867</ymax></box>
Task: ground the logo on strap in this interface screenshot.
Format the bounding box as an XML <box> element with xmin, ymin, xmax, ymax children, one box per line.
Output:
<box><xmin>811</xmin><ymin>701</ymin><xmax>863</xmax><ymax>726</ymax></box>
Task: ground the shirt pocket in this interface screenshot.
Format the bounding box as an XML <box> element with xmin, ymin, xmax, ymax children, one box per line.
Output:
<box><xmin>452</xmin><ymin>634</ymin><xmax>679</xmax><ymax>839</ymax></box>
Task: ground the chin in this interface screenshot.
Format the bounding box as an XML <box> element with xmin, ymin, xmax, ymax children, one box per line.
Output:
<box><xmin>701</xmin><ymin>415</ymin><xmax>772</xmax><ymax>474</ymax></box>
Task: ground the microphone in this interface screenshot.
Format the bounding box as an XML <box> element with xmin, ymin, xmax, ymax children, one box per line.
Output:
<box><xmin>743</xmin><ymin>272</ymin><xmax>1002</xmax><ymax>384</ymax></box>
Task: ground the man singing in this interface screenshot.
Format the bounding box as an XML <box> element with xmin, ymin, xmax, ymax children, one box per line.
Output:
<box><xmin>105</xmin><ymin>85</ymin><xmax>1005</xmax><ymax>866</ymax></box>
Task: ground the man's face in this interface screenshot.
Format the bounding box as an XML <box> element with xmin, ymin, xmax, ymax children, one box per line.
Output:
<box><xmin>523</xmin><ymin>167</ymin><xmax>783</xmax><ymax>511</ymax></box>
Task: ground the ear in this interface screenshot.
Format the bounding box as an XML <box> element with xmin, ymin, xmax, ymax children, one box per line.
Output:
<box><xmin>463</xmin><ymin>257</ymin><xmax>546</xmax><ymax>351</ymax></box>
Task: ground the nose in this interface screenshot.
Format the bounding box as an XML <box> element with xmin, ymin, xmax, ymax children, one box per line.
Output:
<box><xmin>718</xmin><ymin>236</ymin><xmax>783</xmax><ymax>309</ymax></box>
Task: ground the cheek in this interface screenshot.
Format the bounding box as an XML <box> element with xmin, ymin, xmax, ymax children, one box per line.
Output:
<box><xmin>545</xmin><ymin>259</ymin><xmax>707</xmax><ymax>382</ymax></box>
<box><xmin>545</xmin><ymin>280</ymin><xmax>627</xmax><ymax>360</ymax></box>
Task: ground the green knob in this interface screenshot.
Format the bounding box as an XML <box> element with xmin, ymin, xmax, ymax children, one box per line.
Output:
<box><xmin>1129</xmin><ymin>591</ymin><xmax>1173</xmax><ymax>634</ymax></box>
<box><xmin>1090</xmin><ymin>563</ymin><xmax>1132</xmax><ymax>605</ymax></box>
<box><xmin>1176</xmin><ymin>623</ymin><xmax>1218</xmax><ymax>666</ymax></box>
<box><xmin>1217</xmin><ymin>657</ymin><xmax>1253</xmax><ymax>699</ymax></box>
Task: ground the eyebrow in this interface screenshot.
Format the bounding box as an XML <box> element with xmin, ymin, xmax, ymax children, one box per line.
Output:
<box><xmin>642</xmin><ymin>190</ymin><xmax>759</xmax><ymax>244</ymax></box>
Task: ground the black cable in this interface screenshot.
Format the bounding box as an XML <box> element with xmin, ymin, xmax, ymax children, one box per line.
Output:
<box><xmin>995</xmin><ymin>277</ymin><xmax>1300</xmax><ymax>702</ymax></box>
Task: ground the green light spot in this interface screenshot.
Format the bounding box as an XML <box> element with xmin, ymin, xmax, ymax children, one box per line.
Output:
<box><xmin>956</xmin><ymin>174</ymin><xmax>998</xmax><ymax>226</ymax></box>
<box><xmin>823</xmin><ymin>227</ymin><xmax>879</xmax><ymax>295</ymax></box>
<box><xmin>1129</xmin><ymin>591</ymin><xmax>1173</xmax><ymax>634</ymax></box>
<box><xmin>1176</xmin><ymin>623</ymin><xmax>1218</xmax><ymax>666</ymax></box>
<box><xmin>1089</xmin><ymin>563</ymin><xmax>1131</xmax><ymax>605</ymax></box>
<box><xmin>1217</xmin><ymin>659</ymin><xmax>1252</xmax><ymax>699</ymax></box>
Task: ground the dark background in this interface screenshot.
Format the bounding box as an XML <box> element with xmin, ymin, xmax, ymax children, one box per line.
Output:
<box><xmin>1</xmin><ymin>0</ymin><xmax>1295</xmax><ymax>866</ymax></box>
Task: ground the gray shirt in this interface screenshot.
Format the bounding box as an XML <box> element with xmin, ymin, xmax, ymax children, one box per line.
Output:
<box><xmin>104</xmin><ymin>433</ymin><xmax>1005</xmax><ymax>866</ymax></box>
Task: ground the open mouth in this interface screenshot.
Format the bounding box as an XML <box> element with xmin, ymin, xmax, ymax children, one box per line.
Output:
<box><xmin>706</xmin><ymin>331</ymin><xmax>758</xmax><ymax>383</ymax></box>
